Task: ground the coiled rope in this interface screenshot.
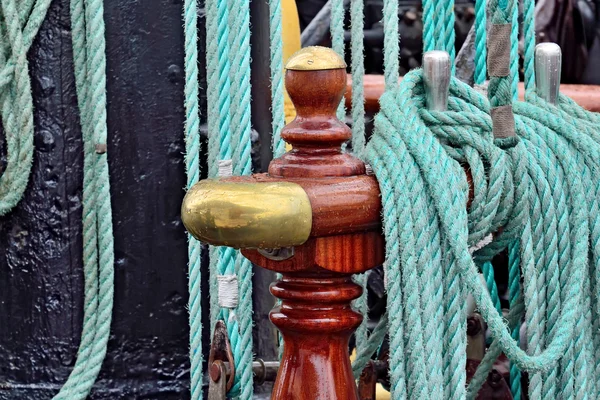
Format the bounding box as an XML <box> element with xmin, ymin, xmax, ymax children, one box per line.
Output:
<box><xmin>0</xmin><ymin>0</ymin><xmax>52</xmax><ymax>215</ymax></box>
<box><xmin>350</xmin><ymin>1</ymin><xmax>600</xmax><ymax>399</ymax></box>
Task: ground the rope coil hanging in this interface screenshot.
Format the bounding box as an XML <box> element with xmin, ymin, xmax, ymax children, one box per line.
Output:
<box><xmin>0</xmin><ymin>0</ymin><xmax>52</xmax><ymax>215</ymax></box>
<box><xmin>347</xmin><ymin>0</ymin><xmax>600</xmax><ymax>398</ymax></box>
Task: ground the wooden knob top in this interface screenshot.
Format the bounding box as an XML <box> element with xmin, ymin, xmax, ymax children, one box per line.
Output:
<box><xmin>285</xmin><ymin>46</ymin><xmax>346</xmax><ymax>71</ymax></box>
<box><xmin>270</xmin><ymin>47</ymin><xmax>364</xmax><ymax>178</ymax></box>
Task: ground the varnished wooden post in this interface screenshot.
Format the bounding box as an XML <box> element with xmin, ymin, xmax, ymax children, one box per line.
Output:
<box><xmin>244</xmin><ymin>47</ymin><xmax>383</xmax><ymax>400</ymax></box>
<box><xmin>182</xmin><ymin>47</ymin><xmax>384</xmax><ymax>400</ymax></box>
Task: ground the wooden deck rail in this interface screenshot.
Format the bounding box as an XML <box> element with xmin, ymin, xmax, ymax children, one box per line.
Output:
<box><xmin>345</xmin><ymin>74</ymin><xmax>600</xmax><ymax>113</ymax></box>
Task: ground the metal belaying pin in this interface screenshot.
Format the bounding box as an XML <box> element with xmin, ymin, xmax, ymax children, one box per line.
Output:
<box><xmin>423</xmin><ymin>51</ymin><xmax>451</xmax><ymax>111</ymax></box>
<box><xmin>535</xmin><ymin>43</ymin><xmax>562</xmax><ymax>106</ymax></box>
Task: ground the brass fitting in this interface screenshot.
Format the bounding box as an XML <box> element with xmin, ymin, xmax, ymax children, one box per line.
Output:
<box><xmin>181</xmin><ymin>179</ymin><xmax>312</xmax><ymax>249</ymax></box>
<box><xmin>285</xmin><ymin>46</ymin><xmax>346</xmax><ymax>71</ymax></box>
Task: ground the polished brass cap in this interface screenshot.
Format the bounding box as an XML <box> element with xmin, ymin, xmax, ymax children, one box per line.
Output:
<box><xmin>285</xmin><ymin>46</ymin><xmax>346</xmax><ymax>71</ymax></box>
<box><xmin>181</xmin><ymin>179</ymin><xmax>312</xmax><ymax>248</ymax></box>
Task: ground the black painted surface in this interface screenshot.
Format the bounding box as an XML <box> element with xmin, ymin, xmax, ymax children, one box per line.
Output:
<box><xmin>0</xmin><ymin>0</ymin><xmax>213</xmax><ymax>398</ymax></box>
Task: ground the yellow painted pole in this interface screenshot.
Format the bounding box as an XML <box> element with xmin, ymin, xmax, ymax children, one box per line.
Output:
<box><xmin>282</xmin><ymin>0</ymin><xmax>301</xmax><ymax>125</ymax></box>
<box><xmin>281</xmin><ymin>0</ymin><xmax>301</xmax><ymax>151</ymax></box>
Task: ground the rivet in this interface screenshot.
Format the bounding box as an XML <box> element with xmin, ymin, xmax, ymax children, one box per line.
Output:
<box><xmin>95</xmin><ymin>143</ymin><xmax>107</xmax><ymax>154</ymax></box>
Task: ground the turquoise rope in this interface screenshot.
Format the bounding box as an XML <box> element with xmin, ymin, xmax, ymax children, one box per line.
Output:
<box><xmin>382</xmin><ymin>0</ymin><xmax>399</xmax><ymax>90</ymax></box>
<box><xmin>368</xmin><ymin>67</ymin><xmax>598</xmax><ymax>398</ymax></box>
<box><xmin>0</xmin><ymin>0</ymin><xmax>51</xmax><ymax>215</ymax></box>
<box><xmin>226</xmin><ymin>0</ymin><xmax>254</xmax><ymax>396</ymax></box>
<box><xmin>510</xmin><ymin>3</ymin><xmax>519</xmax><ymax>101</ymax></box>
<box><xmin>267</xmin><ymin>0</ymin><xmax>286</xmax><ymax>359</ymax></box>
<box><xmin>352</xmin><ymin>272</ymin><xmax>370</xmax><ymax>375</ymax></box>
<box><xmin>422</xmin><ymin>0</ymin><xmax>435</xmax><ymax>53</ymax></box>
<box><xmin>182</xmin><ymin>0</ymin><xmax>203</xmax><ymax>397</ymax></box>
<box><xmin>433</xmin><ymin>0</ymin><xmax>446</xmax><ymax>52</ymax></box>
<box><xmin>507</xmin><ymin>241</ymin><xmax>522</xmax><ymax>400</ymax></box>
<box><xmin>0</xmin><ymin>0</ymin><xmax>118</xmax><ymax>397</ymax></box>
<box><xmin>481</xmin><ymin>261</ymin><xmax>501</xmax><ymax>312</ymax></box>
<box><xmin>205</xmin><ymin>0</ymin><xmax>224</xmax><ymax>338</ymax></box>
<box><xmin>443</xmin><ymin>0</ymin><xmax>456</xmax><ymax>71</ymax></box>
<box><xmin>422</xmin><ymin>0</ymin><xmax>456</xmax><ymax>70</ymax></box>
<box><xmin>53</xmin><ymin>0</ymin><xmax>115</xmax><ymax>396</ymax></box>
<box><xmin>331</xmin><ymin>0</ymin><xmax>346</xmax><ymax>120</ymax></box>
<box><xmin>533</xmin><ymin>93</ymin><xmax>600</xmax><ymax>393</ymax></box>
<box><xmin>508</xmin><ymin>2</ymin><xmax>522</xmax><ymax>397</ymax></box>
<box><xmin>204</xmin><ymin>0</ymin><xmax>255</xmax><ymax>396</ymax></box>
<box><xmin>473</xmin><ymin>0</ymin><xmax>487</xmax><ymax>84</ymax></box>
<box><xmin>352</xmin><ymin>313</ymin><xmax>389</xmax><ymax>378</ymax></box>
<box><xmin>349</xmin><ymin>0</ymin><xmax>368</xmax><ymax>357</ymax></box>
<box><xmin>522</xmin><ymin>0</ymin><xmax>535</xmax><ymax>92</ymax></box>
<box><xmin>208</xmin><ymin>0</ymin><xmax>234</xmax><ymax>352</ymax></box>
<box><xmin>488</xmin><ymin>0</ymin><xmax>516</xmax><ymax>109</ymax></box>
<box><xmin>350</xmin><ymin>0</ymin><xmax>366</xmax><ymax>156</ymax></box>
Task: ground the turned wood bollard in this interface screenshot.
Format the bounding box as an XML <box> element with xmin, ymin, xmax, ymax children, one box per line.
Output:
<box><xmin>182</xmin><ymin>46</ymin><xmax>384</xmax><ymax>400</ymax></box>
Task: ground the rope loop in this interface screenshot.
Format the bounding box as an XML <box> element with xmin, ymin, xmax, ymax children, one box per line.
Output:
<box><xmin>0</xmin><ymin>0</ymin><xmax>53</xmax><ymax>215</ymax></box>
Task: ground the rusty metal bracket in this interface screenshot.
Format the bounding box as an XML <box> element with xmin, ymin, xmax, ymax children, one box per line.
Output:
<box><xmin>358</xmin><ymin>361</ymin><xmax>377</xmax><ymax>400</ymax></box>
<box><xmin>208</xmin><ymin>321</ymin><xmax>236</xmax><ymax>393</ymax></box>
<box><xmin>208</xmin><ymin>360</ymin><xmax>227</xmax><ymax>400</ymax></box>
<box><xmin>466</xmin><ymin>313</ymin><xmax>513</xmax><ymax>399</ymax></box>
<box><xmin>466</xmin><ymin>313</ymin><xmax>486</xmax><ymax>361</ymax></box>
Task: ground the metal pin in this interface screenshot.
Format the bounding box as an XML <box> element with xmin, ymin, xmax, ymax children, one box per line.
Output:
<box><xmin>423</xmin><ymin>51</ymin><xmax>451</xmax><ymax>111</ymax></box>
<box><xmin>218</xmin><ymin>359</ymin><xmax>280</xmax><ymax>385</ymax></box>
<box><xmin>535</xmin><ymin>43</ymin><xmax>562</xmax><ymax>105</ymax></box>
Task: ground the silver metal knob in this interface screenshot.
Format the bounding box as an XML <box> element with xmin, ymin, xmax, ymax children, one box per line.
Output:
<box><xmin>423</xmin><ymin>51</ymin><xmax>451</xmax><ymax>111</ymax></box>
<box><xmin>535</xmin><ymin>43</ymin><xmax>562</xmax><ymax>105</ymax></box>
